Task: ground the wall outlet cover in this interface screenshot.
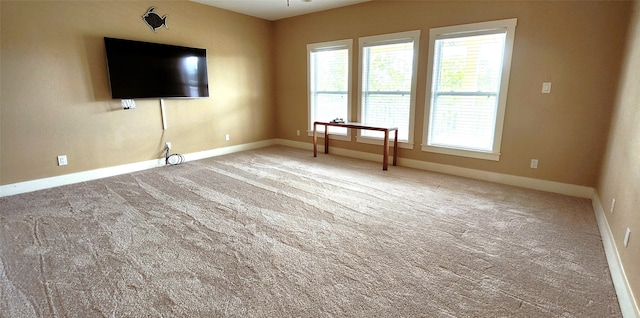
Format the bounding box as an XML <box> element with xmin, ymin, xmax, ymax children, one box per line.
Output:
<box><xmin>57</xmin><ymin>155</ymin><xmax>68</xmax><ymax>166</ymax></box>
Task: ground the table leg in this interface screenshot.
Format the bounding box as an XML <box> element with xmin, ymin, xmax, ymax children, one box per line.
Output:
<box><xmin>393</xmin><ymin>129</ymin><xmax>398</xmax><ymax>166</ymax></box>
<box><xmin>383</xmin><ymin>130</ymin><xmax>389</xmax><ymax>171</ymax></box>
<box><xmin>324</xmin><ymin>125</ymin><xmax>329</xmax><ymax>154</ymax></box>
<box><xmin>313</xmin><ymin>123</ymin><xmax>317</xmax><ymax>157</ymax></box>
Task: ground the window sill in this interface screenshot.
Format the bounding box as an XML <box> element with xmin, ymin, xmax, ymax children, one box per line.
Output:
<box><xmin>356</xmin><ymin>136</ymin><xmax>414</xmax><ymax>150</ymax></box>
<box><xmin>421</xmin><ymin>144</ymin><xmax>500</xmax><ymax>161</ymax></box>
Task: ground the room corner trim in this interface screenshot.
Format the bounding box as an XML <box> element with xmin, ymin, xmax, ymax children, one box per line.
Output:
<box><xmin>592</xmin><ymin>192</ymin><xmax>640</xmax><ymax>318</ymax></box>
<box><xmin>0</xmin><ymin>139</ymin><xmax>277</xmax><ymax>198</ymax></box>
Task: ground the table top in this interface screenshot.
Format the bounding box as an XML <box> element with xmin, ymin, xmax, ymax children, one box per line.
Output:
<box><xmin>314</xmin><ymin>121</ymin><xmax>398</xmax><ymax>131</ymax></box>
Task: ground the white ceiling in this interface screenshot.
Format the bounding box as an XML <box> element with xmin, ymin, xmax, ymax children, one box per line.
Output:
<box><xmin>191</xmin><ymin>0</ymin><xmax>371</xmax><ymax>21</ymax></box>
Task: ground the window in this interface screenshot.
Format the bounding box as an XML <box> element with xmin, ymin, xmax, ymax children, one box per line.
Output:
<box><xmin>424</xmin><ymin>19</ymin><xmax>517</xmax><ymax>161</ymax></box>
<box><xmin>358</xmin><ymin>30</ymin><xmax>420</xmax><ymax>146</ymax></box>
<box><xmin>308</xmin><ymin>39</ymin><xmax>352</xmax><ymax>138</ymax></box>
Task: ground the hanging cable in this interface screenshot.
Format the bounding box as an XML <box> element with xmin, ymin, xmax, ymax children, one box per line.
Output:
<box><xmin>167</xmin><ymin>153</ymin><xmax>185</xmax><ymax>165</ymax></box>
<box><xmin>165</xmin><ymin>146</ymin><xmax>185</xmax><ymax>165</ymax></box>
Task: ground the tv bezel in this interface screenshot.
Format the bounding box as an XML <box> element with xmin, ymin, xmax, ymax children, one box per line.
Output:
<box><xmin>104</xmin><ymin>37</ymin><xmax>210</xmax><ymax>99</ymax></box>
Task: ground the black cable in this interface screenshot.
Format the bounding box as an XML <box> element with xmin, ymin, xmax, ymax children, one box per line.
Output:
<box><xmin>165</xmin><ymin>146</ymin><xmax>185</xmax><ymax>165</ymax></box>
<box><xmin>167</xmin><ymin>153</ymin><xmax>185</xmax><ymax>165</ymax></box>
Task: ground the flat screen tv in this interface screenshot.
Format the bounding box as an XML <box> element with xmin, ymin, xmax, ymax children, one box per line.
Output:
<box><xmin>104</xmin><ymin>37</ymin><xmax>209</xmax><ymax>99</ymax></box>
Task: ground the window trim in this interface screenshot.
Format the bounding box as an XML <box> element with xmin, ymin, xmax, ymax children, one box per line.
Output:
<box><xmin>307</xmin><ymin>39</ymin><xmax>353</xmax><ymax>141</ymax></box>
<box><xmin>357</xmin><ymin>30</ymin><xmax>420</xmax><ymax>149</ymax></box>
<box><xmin>422</xmin><ymin>18</ymin><xmax>517</xmax><ymax>161</ymax></box>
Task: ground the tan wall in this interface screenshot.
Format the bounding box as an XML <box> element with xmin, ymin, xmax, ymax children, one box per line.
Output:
<box><xmin>598</xmin><ymin>1</ymin><xmax>640</xmax><ymax>311</ymax></box>
<box><xmin>273</xmin><ymin>0</ymin><xmax>630</xmax><ymax>187</ymax></box>
<box><xmin>0</xmin><ymin>1</ymin><xmax>274</xmax><ymax>185</ymax></box>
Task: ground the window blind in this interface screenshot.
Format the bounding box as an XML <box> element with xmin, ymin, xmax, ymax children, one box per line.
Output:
<box><xmin>361</xmin><ymin>41</ymin><xmax>414</xmax><ymax>141</ymax></box>
<box><xmin>310</xmin><ymin>48</ymin><xmax>349</xmax><ymax>135</ymax></box>
<box><xmin>428</xmin><ymin>32</ymin><xmax>506</xmax><ymax>151</ymax></box>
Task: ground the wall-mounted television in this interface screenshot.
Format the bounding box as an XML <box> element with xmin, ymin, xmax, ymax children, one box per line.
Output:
<box><xmin>104</xmin><ymin>37</ymin><xmax>209</xmax><ymax>99</ymax></box>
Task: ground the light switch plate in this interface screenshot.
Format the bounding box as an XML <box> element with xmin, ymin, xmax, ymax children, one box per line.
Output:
<box><xmin>542</xmin><ymin>82</ymin><xmax>552</xmax><ymax>94</ymax></box>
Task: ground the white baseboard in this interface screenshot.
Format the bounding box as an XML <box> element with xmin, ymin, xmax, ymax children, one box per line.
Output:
<box><xmin>0</xmin><ymin>139</ymin><xmax>277</xmax><ymax>197</ymax></box>
<box><xmin>2</xmin><ymin>138</ymin><xmax>590</xmax><ymax>199</ymax></box>
<box><xmin>0</xmin><ymin>159</ymin><xmax>165</xmax><ymax>197</ymax></box>
<box><xmin>276</xmin><ymin>139</ymin><xmax>593</xmax><ymax>198</ymax></box>
<box><xmin>182</xmin><ymin>139</ymin><xmax>276</xmax><ymax>162</ymax></box>
<box><xmin>592</xmin><ymin>192</ymin><xmax>640</xmax><ymax>318</ymax></box>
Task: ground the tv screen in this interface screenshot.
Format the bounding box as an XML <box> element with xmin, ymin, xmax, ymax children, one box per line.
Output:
<box><xmin>104</xmin><ymin>37</ymin><xmax>209</xmax><ymax>99</ymax></box>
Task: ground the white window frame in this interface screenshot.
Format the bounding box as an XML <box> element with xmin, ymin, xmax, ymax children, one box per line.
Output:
<box><xmin>357</xmin><ymin>30</ymin><xmax>420</xmax><ymax>149</ymax></box>
<box><xmin>307</xmin><ymin>39</ymin><xmax>353</xmax><ymax>141</ymax></box>
<box><xmin>423</xmin><ymin>18</ymin><xmax>517</xmax><ymax>161</ymax></box>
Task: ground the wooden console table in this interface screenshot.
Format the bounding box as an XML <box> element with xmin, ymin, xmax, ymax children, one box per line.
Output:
<box><xmin>313</xmin><ymin>121</ymin><xmax>398</xmax><ymax>170</ymax></box>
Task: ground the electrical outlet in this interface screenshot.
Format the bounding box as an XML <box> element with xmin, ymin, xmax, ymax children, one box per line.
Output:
<box><xmin>166</xmin><ymin>142</ymin><xmax>171</xmax><ymax>150</ymax></box>
<box><xmin>57</xmin><ymin>155</ymin><xmax>68</xmax><ymax>166</ymax></box>
<box><xmin>542</xmin><ymin>82</ymin><xmax>552</xmax><ymax>94</ymax></box>
<box><xmin>610</xmin><ymin>198</ymin><xmax>616</xmax><ymax>214</ymax></box>
<box><xmin>624</xmin><ymin>228</ymin><xmax>631</xmax><ymax>247</ymax></box>
<box><xmin>530</xmin><ymin>159</ymin><xmax>538</xmax><ymax>169</ymax></box>
<box><xmin>225</xmin><ymin>134</ymin><xmax>230</xmax><ymax>141</ymax></box>
<box><xmin>296</xmin><ymin>129</ymin><xmax>300</xmax><ymax>136</ymax></box>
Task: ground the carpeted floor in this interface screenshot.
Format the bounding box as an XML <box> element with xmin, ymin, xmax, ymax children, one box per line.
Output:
<box><xmin>0</xmin><ymin>146</ymin><xmax>620</xmax><ymax>317</ymax></box>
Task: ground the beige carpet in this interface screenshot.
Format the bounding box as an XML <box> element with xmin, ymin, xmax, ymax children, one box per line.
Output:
<box><xmin>0</xmin><ymin>146</ymin><xmax>620</xmax><ymax>317</ymax></box>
